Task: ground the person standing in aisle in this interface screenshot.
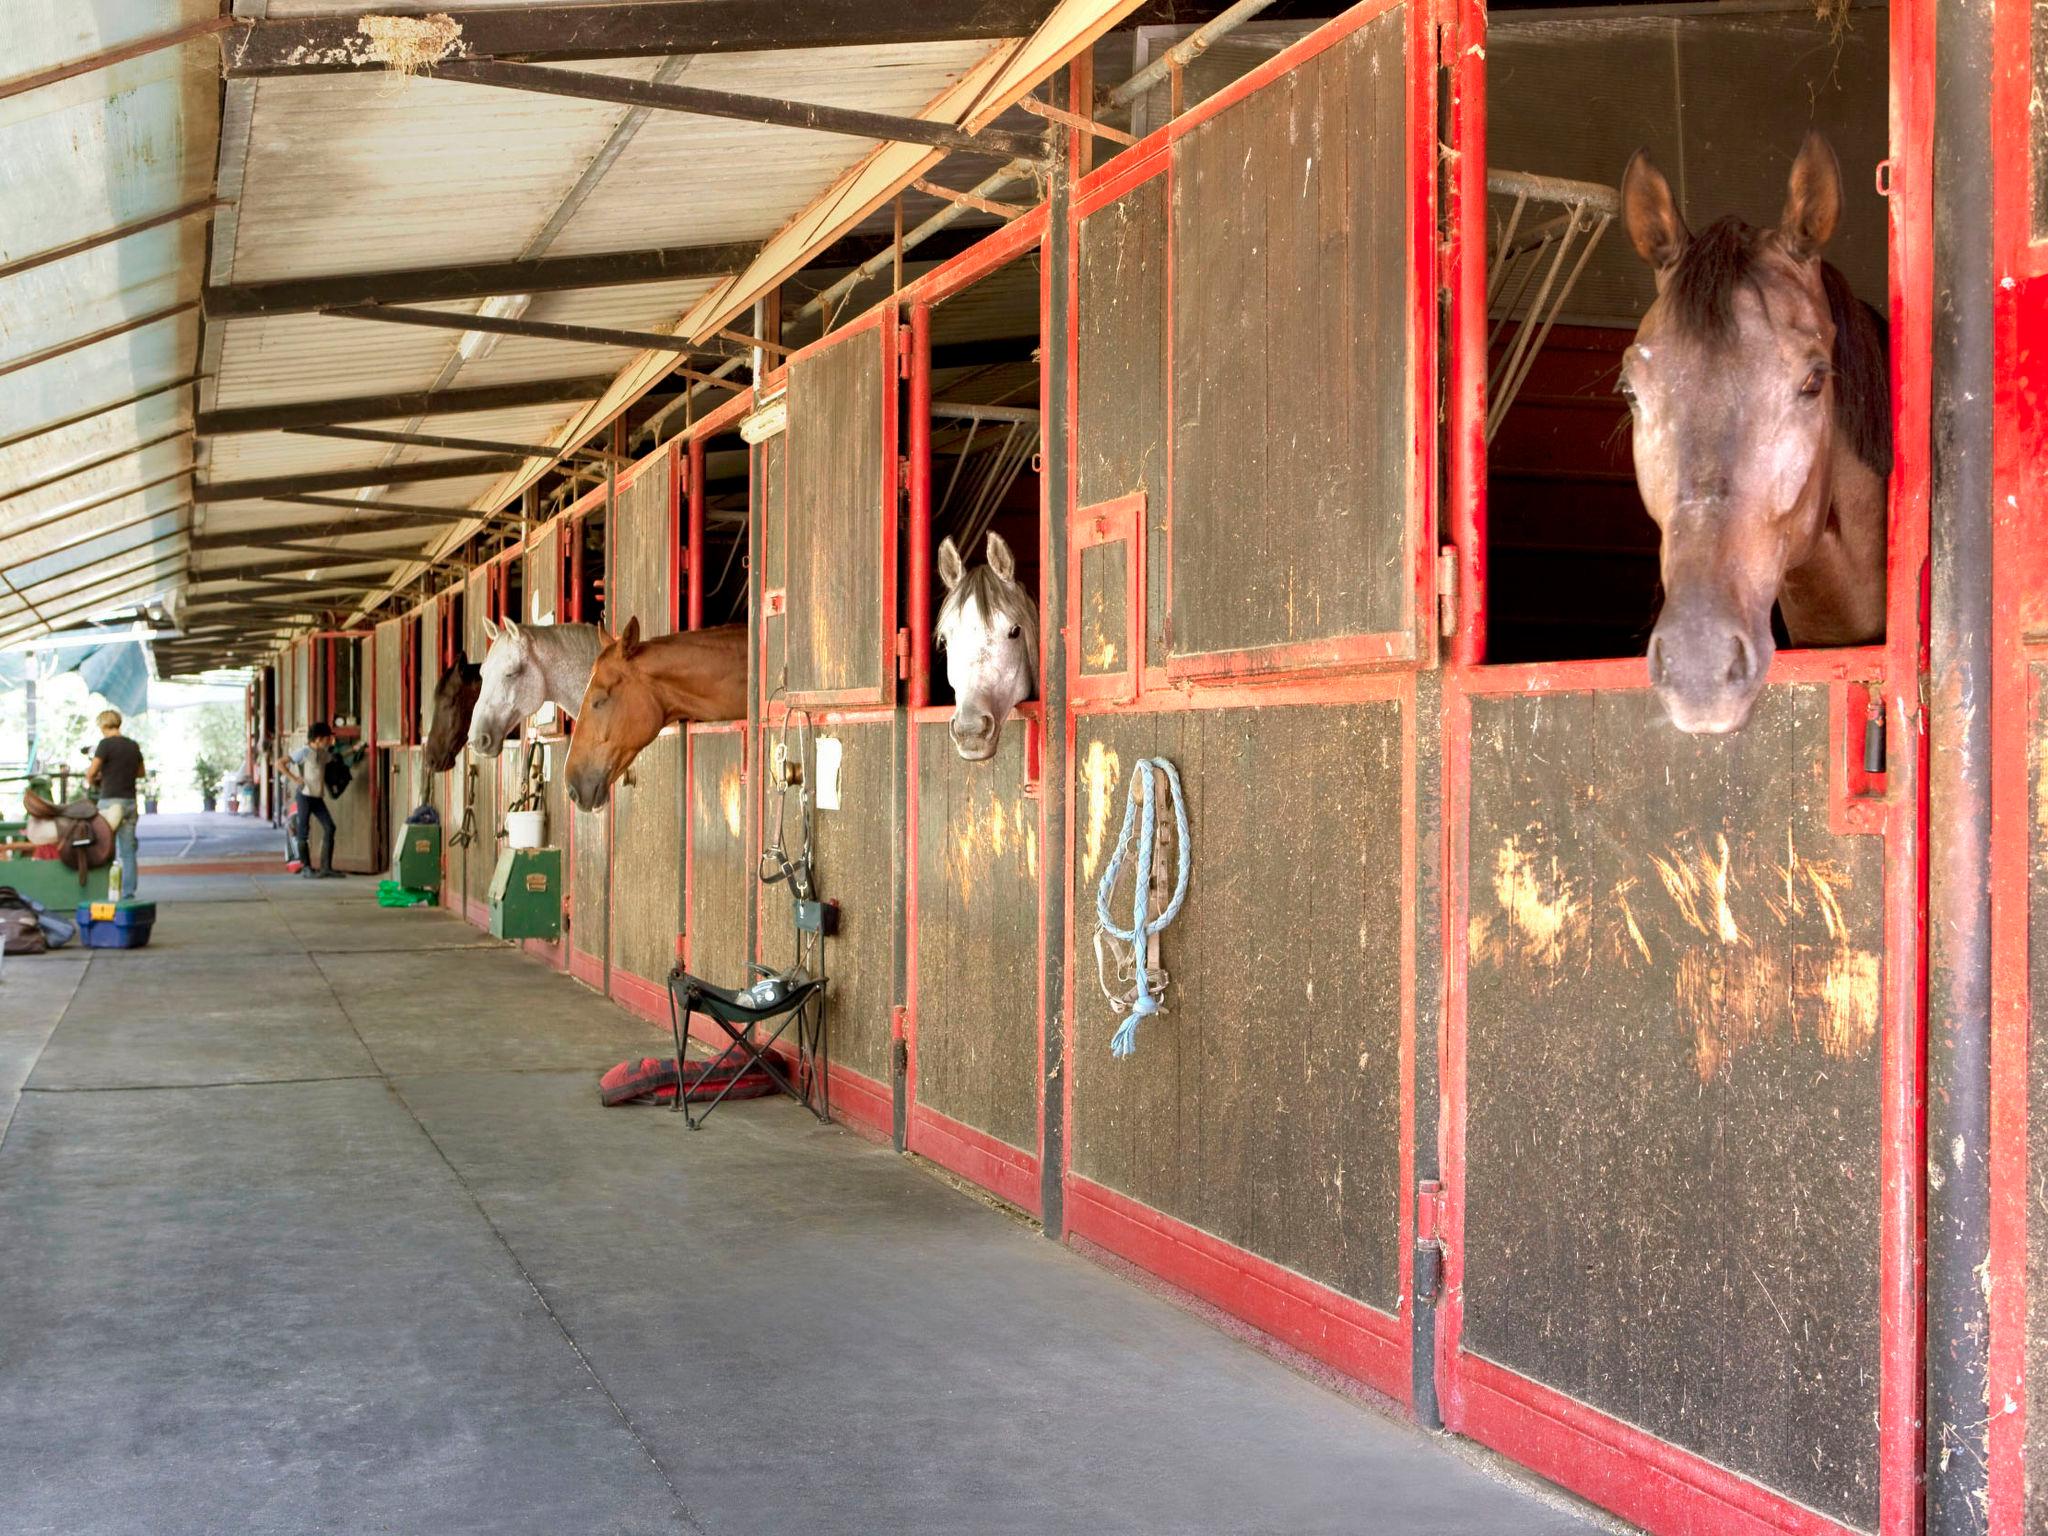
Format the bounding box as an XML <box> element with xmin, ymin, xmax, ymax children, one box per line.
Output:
<box><xmin>278</xmin><ymin>721</ymin><xmax>341</xmax><ymax>878</ymax></box>
<box><xmin>86</xmin><ymin>710</ymin><xmax>144</xmax><ymax>899</ymax></box>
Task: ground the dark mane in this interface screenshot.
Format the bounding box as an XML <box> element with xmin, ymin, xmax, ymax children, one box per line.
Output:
<box><xmin>1665</xmin><ymin>215</ymin><xmax>1891</xmax><ymax>475</ymax></box>
<box><xmin>1664</xmin><ymin>217</ymin><xmax>1766</xmax><ymax>339</ymax></box>
<box><xmin>1821</xmin><ymin>261</ymin><xmax>1892</xmax><ymax>476</ymax></box>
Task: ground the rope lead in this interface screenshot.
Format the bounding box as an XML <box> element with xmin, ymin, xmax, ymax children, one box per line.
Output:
<box><xmin>1094</xmin><ymin>756</ymin><xmax>1190</xmax><ymax>1059</ymax></box>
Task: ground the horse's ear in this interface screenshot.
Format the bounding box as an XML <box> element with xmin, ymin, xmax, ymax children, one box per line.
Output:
<box><xmin>937</xmin><ymin>537</ymin><xmax>965</xmax><ymax>592</ymax></box>
<box><xmin>619</xmin><ymin>615</ymin><xmax>643</xmax><ymax>659</ymax></box>
<box><xmin>985</xmin><ymin>531</ymin><xmax>1015</xmax><ymax>584</ymax></box>
<box><xmin>482</xmin><ymin>614</ymin><xmax>500</xmax><ymax>644</ymax></box>
<box><xmin>1778</xmin><ymin>130</ymin><xmax>1841</xmax><ymax>261</ymax></box>
<box><xmin>501</xmin><ymin>617</ymin><xmax>521</xmax><ymax>645</ymax></box>
<box><xmin>1622</xmin><ymin>148</ymin><xmax>1690</xmax><ymax>272</ymax></box>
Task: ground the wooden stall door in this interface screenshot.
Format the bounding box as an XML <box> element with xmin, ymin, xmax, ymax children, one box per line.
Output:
<box><xmin>1060</xmin><ymin>0</ymin><xmax>1433</xmax><ymax>1407</ymax></box>
<box><xmin>1988</xmin><ymin>2</ymin><xmax>2048</xmax><ymax>1530</ymax></box>
<box><xmin>459</xmin><ymin>568</ymin><xmax>499</xmax><ymax>926</ymax></box>
<box><xmin>608</xmin><ymin>452</ymin><xmax>684</xmax><ymax>1022</ymax></box>
<box><xmin>1437</xmin><ymin>4</ymin><xmax>1930</xmax><ymax>1532</ymax></box>
<box><xmin>770</xmin><ymin>306</ymin><xmax>899</xmax><ymax>708</ymax></box>
<box><xmin>521</xmin><ymin>526</ymin><xmax>570</xmax><ymax>970</ymax></box>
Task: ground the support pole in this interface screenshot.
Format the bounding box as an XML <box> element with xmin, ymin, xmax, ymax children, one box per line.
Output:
<box><xmin>687</xmin><ymin>436</ymin><xmax>706</xmax><ymax>630</ymax></box>
<box><xmin>908</xmin><ymin>303</ymin><xmax>934</xmax><ymax>710</ymax></box>
<box><xmin>1926</xmin><ymin>2</ymin><xmax>1996</xmax><ymax>1531</ymax></box>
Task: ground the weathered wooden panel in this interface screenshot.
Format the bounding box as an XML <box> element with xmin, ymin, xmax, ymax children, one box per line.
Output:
<box><xmin>607</xmin><ymin>459</ymin><xmax>681</xmax><ymax>987</ymax></box>
<box><xmin>572</xmin><ymin>800</ymin><xmax>609</xmax><ymax>970</ymax></box>
<box><xmin>784</xmin><ymin>324</ymin><xmax>887</xmax><ymax>698</ymax></box>
<box><xmin>799</xmin><ymin>719</ymin><xmax>896</xmax><ymax>1086</ymax></box>
<box><xmin>687</xmin><ymin>728</ymin><xmax>750</xmax><ymax>988</ymax></box>
<box><xmin>525</xmin><ymin>525</ymin><xmax>560</xmax><ymax>624</ymax></box>
<box><xmin>464</xmin><ymin>568</ymin><xmax>499</xmax><ymax>906</ymax></box>
<box><xmin>1069</xmin><ymin>701</ymin><xmax>1405</xmax><ymax>1308</ymax></box>
<box><xmin>611</xmin><ymin>732</ymin><xmax>682</xmax><ymax>988</ymax></box>
<box><xmin>416</xmin><ymin>601</ymin><xmax>440</xmax><ymax>746</ymax></box>
<box><xmin>372</xmin><ymin>619</ymin><xmax>403</xmax><ymax>745</ymax></box>
<box><xmin>2028</xmin><ymin>664</ymin><xmax>2048</xmax><ymax>1531</ymax></box>
<box><xmin>327</xmin><ymin>741</ymin><xmax>378</xmax><ymax>874</ymax></box>
<box><xmin>1168</xmin><ymin>12</ymin><xmax>1410</xmax><ymax>660</ymax></box>
<box><xmin>1077</xmin><ymin>540</ymin><xmax>1129</xmax><ymax>679</ymax></box>
<box><xmin>293</xmin><ymin>642</ymin><xmax>312</xmax><ymax>733</ymax></box>
<box><xmin>1462</xmin><ymin>683</ymin><xmax>1882</xmax><ymax>1530</ymax></box>
<box><xmin>914</xmin><ymin>722</ymin><xmax>1039</xmax><ymax>1153</ymax></box>
<box><xmin>1077</xmin><ymin>177</ymin><xmax>1168</xmax><ymax>665</ymax></box>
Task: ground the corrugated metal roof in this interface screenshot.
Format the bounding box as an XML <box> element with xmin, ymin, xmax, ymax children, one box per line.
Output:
<box><xmin>5</xmin><ymin>0</ymin><xmax>1138</xmax><ymax>669</ymax></box>
<box><xmin>0</xmin><ymin>0</ymin><xmax>219</xmax><ymax>651</ymax></box>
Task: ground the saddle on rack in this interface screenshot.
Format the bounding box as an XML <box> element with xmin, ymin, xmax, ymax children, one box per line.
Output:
<box><xmin>22</xmin><ymin>791</ymin><xmax>115</xmax><ymax>883</ymax></box>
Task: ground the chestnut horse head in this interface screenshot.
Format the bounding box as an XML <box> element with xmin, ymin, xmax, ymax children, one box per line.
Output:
<box><xmin>564</xmin><ymin>619</ymin><xmax>748</xmax><ymax>810</ymax></box>
<box><xmin>935</xmin><ymin>530</ymin><xmax>1037</xmax><ymax>761</ymax></box>
<box><xmin>424</xmin><ymin>658</ymin><xmax>482</xmax><ymax>773</ymax></box>
<box><xmin>1620</xmin><ymin>131</ymin><xmax>1890</xmax><ymax>734</ymax></box>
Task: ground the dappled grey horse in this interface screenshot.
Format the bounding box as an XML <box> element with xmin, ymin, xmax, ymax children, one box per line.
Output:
<box><xmin>467</xmin><ymin>618</ymin><xmax>605</xmax><ymax>757</ymax></box>
<box><xmin>935</xmin><ymin>531</ymin><xmax>1038</xmax><ymax>762</ymax></box>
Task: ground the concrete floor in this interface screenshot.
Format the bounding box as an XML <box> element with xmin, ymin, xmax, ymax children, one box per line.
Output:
<box><xmin>0</xmin><ymin>861</ymin><xmax>1612</xmax><ymax>1535</ymax></box>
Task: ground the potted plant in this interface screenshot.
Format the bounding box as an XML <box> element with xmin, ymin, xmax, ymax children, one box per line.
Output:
<box><xmin>194</xmin><ymin>757</ymin><xmax>223</xmax><ymax>814</ymax></box>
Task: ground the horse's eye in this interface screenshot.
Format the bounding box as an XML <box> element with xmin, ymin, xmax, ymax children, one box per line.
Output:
<box><xmin>590</xmin><ymin>694</ymin><xmax>607</xmax><ymax>711</ymax></box>
<box><xmin>1799</xmin><ymin>366</ymin><xmax>1828</xmax><ymax>398</ymax></box>
<box><xmin>1007</xmin><ymin>625</ymin><xmax>1023</xmax><ymax>640</ymax></box>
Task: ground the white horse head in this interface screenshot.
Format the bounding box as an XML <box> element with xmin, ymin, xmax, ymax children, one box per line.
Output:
<box><xmin>935</xmin><ymin>531</ymin><xmax>1037</xmax><ymax>762</ymax></box>
<box><xmin>469</xmin><ymin>616</ymin><xmax>544</xmax><ymax>758</ymax></box>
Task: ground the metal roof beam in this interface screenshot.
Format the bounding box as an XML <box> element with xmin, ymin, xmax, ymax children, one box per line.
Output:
<box><xmin>431</xmin><ymin>60</ymin><xmax>1048</xmax><ymax>161</ymax></box>
<box><xmin>188</xmin><ymin>531</ymin><xmax>432</xmax><ymax>559</ymax></box>
<box><xmin>0</xmin><ymin>375</ymin><xmax>204</xmax><ymax>456</ymax></box>
<box><xmin>191</xmin><ymin>554</ymin><xmax>407</xmax><ymax>585</ymax></box>
<box><xmin>264</xmin><ymin>493</ymin><xmax>516</xmax><ymax>524</ymax></box>
<box><xmin>322</xmin><ymin>303</ymin><xmax>729</xmax><ymax>357</ymax></box>
<box><xmin>0</xmin><ymin>564</ymin><xmax>187</xmax><ymax>649</ymax></box>
<box><xmin>0</xmin><ymin>16</ymin><xmax>237</xmax><ymax>102</ymax></box>
<box><xmin>195</xmin><ymin>375</ymin><xmax>613</xmax><ymax>436</ymax></box>
<box><xmin>0</xmin><ymin>197</ymin><xmax>228</xmax><ymax>285</ymax></box>
<box><xmin>9</xmin><ymin>467</ymin><xmax>195</xmax><ymax>541</ymax></box>
<box><xmin>0</xmin><ymin>302</ymin><xmax>198</xmax><ymax>384</ymax></box>
<box><xmin>285</xmin><ymin>424</ymin><xmax>595</xmax><ymax>458</ymax></box>
<box><xmin>198</xmin><ymin>456</ymin><xmax>528</xmax><ymax>505</ymax></box>
<box><xmin>4</xmin><ymin>529</ymin><xmax>190</xmax><ymax>600</ymax></box>
<box><xmin>223</xmin><ymin>1</ymin><xmax>1061</xmax><ymax>76</ymax></box>
<box><xmin>202</xmin><ymin>241</ymin><xmax>754</xmax><ymax>319</ymax></box>
<box><xmin>0</xmin><ymin>505</ymin><xmax>185</xmax><ymax>570</ymax></box>
<box><xmin>0</xmin><ymin>429</ymin><xmax>189</xmax><ymax>509</ymax></box>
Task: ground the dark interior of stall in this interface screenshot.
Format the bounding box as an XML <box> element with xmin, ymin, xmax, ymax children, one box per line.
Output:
<box><xmin>694</xmin><ymin>432</ymin><xmax>752</xmax><ymax>628</ymax></box>
<box><xmin>500</xmin><ymin>552</ymin><xmax>524</xmax><ymax>633</ymax></box>
<box><xmin>922</xmin><ymin>252</ymin><xmax>1044</xmax><ymax>707</ymax></box>
<box><xmin>574</xmin><ymin>510</ymin><xmax>606</xmax><ymax>626</ymax></box>
<box><xmin>1482</xmin><ymin>1</ymin><xmax>1891</xmax><ymax>663</ymax></box>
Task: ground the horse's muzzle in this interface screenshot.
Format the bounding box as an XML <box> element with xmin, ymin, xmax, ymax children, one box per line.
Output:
<box><xmin>1648</xmin><ymin>611</ymin><xmax>1771</xmax><ymax>735</ymax></box>
<box><xmin>949</xmin><ymin>708</ymin><xmax>999</xmax><ymax>761</ymax></box>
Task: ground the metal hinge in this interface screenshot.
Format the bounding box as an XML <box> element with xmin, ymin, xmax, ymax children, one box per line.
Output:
<box><xmin>895</xmin><ymin>627</ymin><xmax>911</xmax><ymax>679</ymax></box>
<box><xmin>897</xmin><ymin>327</ymin><xmax>913</xmax><ymax>378</ymax></box>
<box><xmin>892</xmin><ymin>1035</ymin><xmax>910</xmax><ymax>1077</ymax></box>
<box><xmin>1415</xmin><ymin>1178</ymin><xmax>1449</xmax><ymax>1305</ymax></box>
<box><xmin>1436</xmin><ymin>547</ymin><xmax>1459</xmax><ymax>638</ymax></box>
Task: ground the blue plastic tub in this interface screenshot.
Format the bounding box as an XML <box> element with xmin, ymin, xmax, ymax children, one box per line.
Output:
<box><xmin>75</xmin><ymin>900</ymin><xmax>156</xmax><ymax>949</ymax></box>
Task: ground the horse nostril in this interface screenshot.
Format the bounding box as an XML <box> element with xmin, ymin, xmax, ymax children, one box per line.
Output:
<box><xmin>1647</xmin><ymin>635</ymin><xmax>1666</xmax><ymax>684</ymax></box>
<box><xmin>1726</xmin><ymin>632</ymin><xmax>1755</xmax><ymax>687</ymax></box>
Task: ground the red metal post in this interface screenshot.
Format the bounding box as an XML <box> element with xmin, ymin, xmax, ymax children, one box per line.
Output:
<box><xmin>907</xmin><ymin>301</ymin><xmax>934</xmax><ymax>707</ymax></box>
<box><xmin>687</xmin><ymin>434</ymin><xmax>706</xmax><ymax>630</ymax></box>
<box><xmin>1447</xmin><ymin>0</ymin><xmax>1487</xmax><ymax>667</ymax></box>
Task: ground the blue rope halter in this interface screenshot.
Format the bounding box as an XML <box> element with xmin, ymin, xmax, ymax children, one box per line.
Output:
<box><xmin>1094</xmin><ymin>756</ymin><xmax>1190</xmax><ymax>1058</ymax></box>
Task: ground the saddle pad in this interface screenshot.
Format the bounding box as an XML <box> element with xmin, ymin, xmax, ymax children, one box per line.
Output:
<box><xmin>597</xmin><ymin>1055</ymin><xmax>779</xmax><ymax>1107</ymax></box>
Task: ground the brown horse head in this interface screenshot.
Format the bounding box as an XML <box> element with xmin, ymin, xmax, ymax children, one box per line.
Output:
<box><xmin>564</xmin><ymin>618</ymin><xmax>663</xmax><ymax>811</ymax></box>
<box><xmin>424</xmin><ymin>658</ymin><xmax>482</xmax><ymax>772</ymax></box>
<box><xmin>1620</xmin><ymin>131</ymin><xmax>1889</xmax><ymax>734</ymax></box>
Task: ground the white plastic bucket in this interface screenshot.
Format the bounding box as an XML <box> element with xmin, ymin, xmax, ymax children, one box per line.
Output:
<box><xmin>505</xmin><ymin>809</ymin><xmax>545</xmax><ymax>850</ymax></box>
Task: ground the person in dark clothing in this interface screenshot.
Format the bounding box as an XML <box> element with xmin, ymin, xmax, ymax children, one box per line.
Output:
<box><xmin>86</xmin><ymin>709</ymin><xmax>144</xmax><ymax>899</ymax></box>
<box><xmin>278</xmin><ymin>721</ymin><xmax>342</xmax><ymax>878</ymax></box>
